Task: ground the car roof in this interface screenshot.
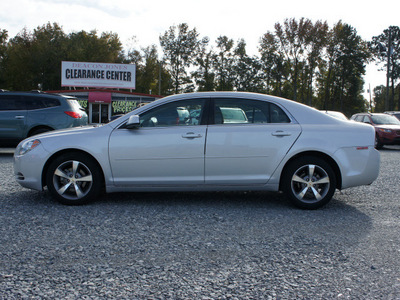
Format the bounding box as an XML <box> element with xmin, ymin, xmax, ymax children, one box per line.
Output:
<box><xmin>0</xmin><ymin>90</ymin><xmax>76</xmax><ymax>100</ymax></box>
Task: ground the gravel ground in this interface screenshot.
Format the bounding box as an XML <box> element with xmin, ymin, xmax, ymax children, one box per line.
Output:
<box><xmin>1</xmin><ymin>147</ymin><xmax>400</xmax><ymax>299</ymax></box>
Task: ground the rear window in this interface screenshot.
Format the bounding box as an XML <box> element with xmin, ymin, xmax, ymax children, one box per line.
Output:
<box><xmin>67</xmin><ymin>99</ymin><xmax>84</xmax><ymax>111</ymax></box>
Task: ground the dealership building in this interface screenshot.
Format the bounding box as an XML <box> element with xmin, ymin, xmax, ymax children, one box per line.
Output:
<box><xmin>48</xmin><ymin>89</ymin><xmax>162</xmax><ymax>124</ymax></box>
<box><xmin>52</xmin><ymin>61</ymin><xmax>162</xmax><ymax>124</ymax></box>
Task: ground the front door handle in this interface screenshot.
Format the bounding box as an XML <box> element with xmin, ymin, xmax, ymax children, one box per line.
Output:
<box><xmin>272</xmin><ymin>131</ymin><xmax>291</xmax><ymax>137</ymax></box>
<box><xmin>15</xmin><ymin>116</ymin><xmax>25</xmax><ymax>119</ymax></box>
<box><xmin>182</xmin><ymin>132</ymin><xmax>203</xmax><ymax>139</ymax></box>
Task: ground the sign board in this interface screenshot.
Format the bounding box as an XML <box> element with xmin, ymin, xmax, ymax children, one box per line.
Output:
<box><xmin>61</xmin><ymin>61</ymin><xmax>136</xmax><ymax>89</ymax></box>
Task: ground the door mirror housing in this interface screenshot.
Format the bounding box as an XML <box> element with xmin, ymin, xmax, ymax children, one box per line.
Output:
<box><xmin>126</xmin><ymin>115</ymin><xmax>140</xmax><ymax>129</ymax></box>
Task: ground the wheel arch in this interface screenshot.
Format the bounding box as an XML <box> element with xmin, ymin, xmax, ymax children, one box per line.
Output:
<box><xmin>279</xmin><ymin>151</ymin><xmax>342</xmax><ymax>191</ymax></box>
<box><xmin>28</xmin><ymin>125</ymin><xmax>54</xmax><ymax>137</ymax></box>
<box><xmin>41</xmin><ymin>149</ymin><xmax>106</xmax><ymax>190</ymax></box>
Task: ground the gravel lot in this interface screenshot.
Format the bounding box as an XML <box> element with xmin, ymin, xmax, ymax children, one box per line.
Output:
<box><xmin>1</xmin><ymin>146</ymin><xmax>399</xmax><ymax>299</ymax></box>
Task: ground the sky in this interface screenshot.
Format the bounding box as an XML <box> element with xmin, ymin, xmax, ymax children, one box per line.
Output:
<box><xmin>1</xmin><ymin>0</ymin><xmax>398</xmax><ymax>99</ymax></box>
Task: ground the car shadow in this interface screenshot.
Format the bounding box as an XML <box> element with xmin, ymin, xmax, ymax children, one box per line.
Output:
<box><xmin>2</xmin><ymin>188</ymin><xmax>373</xmax><ymax>251</ymax></box>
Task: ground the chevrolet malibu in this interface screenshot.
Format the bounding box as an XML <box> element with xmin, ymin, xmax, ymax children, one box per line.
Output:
<box><xmin>14</xmin><ymin>92</ymin><xmax>380</xmax><ymax>209</ymax></box>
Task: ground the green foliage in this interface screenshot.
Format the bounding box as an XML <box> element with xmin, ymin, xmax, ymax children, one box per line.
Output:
<box><xmin>0</xmin><ymin>28</ymin><xmax>8</xmax><ymax>87</ymax></box>
<box><xmin>1</xmin><ymin>23</ymin><xmax>123</xmax><ymax>90</ymax></box>
<box><xmin>159</xmin><ymin>23</ymin><xmax>201</xmax><ymax>94</ymax></box>
<box><xmin>371</xmin><ymin>26</ymin><xmax>400</xmax><ymax>111</ymax></box>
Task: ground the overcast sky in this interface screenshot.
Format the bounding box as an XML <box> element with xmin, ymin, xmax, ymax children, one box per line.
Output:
<box><xmin>1</xmin><ymin>0</ymin><xmax>398</xmax><ymax>98</ymax></box>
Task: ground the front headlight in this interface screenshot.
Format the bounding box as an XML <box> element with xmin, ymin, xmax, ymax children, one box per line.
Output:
<box><xmin>378</xmin><ymin>128</ymin><xmax>392</xmax><ymax>133</ymax></box>
<box><xmin>17</xmin><ymin>139</ymin><xmax>41</xmax><ymax>156</ymax></box>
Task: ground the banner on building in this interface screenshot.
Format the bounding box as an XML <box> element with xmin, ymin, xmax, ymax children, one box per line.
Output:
<box><xmin>61</xmin><ymin>61</ymin><xmax>136</xmax><ymax>89</ymax></box>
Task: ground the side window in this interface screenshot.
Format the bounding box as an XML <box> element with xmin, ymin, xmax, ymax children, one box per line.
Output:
<box><xmin>362</xmin><ymin>116</ymin><xmax>370</xmax><ymax>123</ymax></box>
<box><xmin>213</xmin><ymin>98</ymin><xmax>290</xmax><ymax>124</ymax></box>
<box><xmin>270</xmin><ymin>103</ymin><xmax>290</xmax><ymax>123</ymax></box>
<box><xmin>43</xmin><ymin>98</ymin><xmax>61</xmax><ymax>108</ymax></box>
<box><xmin>0</xmin><ymin>95</ymin><xmax>25</xmax><ymax>111</ymax></box>
<box><xmin>139</xmin><ymin>99</ymin><xmax>205</xmax><ymax>127</ymax></box>
<box><xmin>25</xmin><ymin>96</ymin><xmax>47</xmax><ymax>110</ymax></box>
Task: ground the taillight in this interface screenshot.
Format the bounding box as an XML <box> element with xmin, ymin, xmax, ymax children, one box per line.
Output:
<box><xmin>64</xmin><ymin>111</ymin><xmax>82</xmax><ymax>119</ymax></box>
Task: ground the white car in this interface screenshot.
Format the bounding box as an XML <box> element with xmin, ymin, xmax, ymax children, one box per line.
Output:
<box><xmin>14</xmin><ymin>92</ymin><xmax>380</xmax><ymax>209</ymax></box>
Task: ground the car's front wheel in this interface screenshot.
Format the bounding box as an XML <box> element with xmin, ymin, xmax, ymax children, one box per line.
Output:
<box><xmin>282</xmin><ymin>156</ymin><xmax>337</xmax><ymax>209</ymax></box>
<box><xmin>46</xmin><ymin>152</ymin><xmax>102</xmax><ymax>205</ymax></box>
<box><xmin>375</xmin><ymin>135</ymin><xmax>383</xmax><ymax>150</ymax></box>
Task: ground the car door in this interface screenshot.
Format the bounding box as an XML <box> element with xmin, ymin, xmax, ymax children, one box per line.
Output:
<box><xmin>0</xmin><ymin>95</ymin><xmax>27</xmax><ymax>144</ymax></box>
<box><xmin>109</xmin><ymin>98</ymin><xmax>207</xmax><ymax>186</ymax></box>
<box><xmin>205</xmin><ymin>98</ymin><xmax>301</xmax><ymax>185</ymax></box>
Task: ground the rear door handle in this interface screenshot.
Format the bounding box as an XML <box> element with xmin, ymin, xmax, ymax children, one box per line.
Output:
<box><xmin>272</xmin><ymin>131</ymin><xmax>291</xmax><ymax>137</ymax></box>
<box><xmin>15</xmin><ymin>116</ymin><xmax>25</xmax><ymax>119</ymax></box>
<box><xmin>182</xmin><ymin>132</ymin><xmax>203</xmax><ymax>139</ymax></box>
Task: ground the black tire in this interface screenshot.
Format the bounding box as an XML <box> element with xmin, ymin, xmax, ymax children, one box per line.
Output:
<box><xmin>30</xmin><ymin>127</ymin><xmax>52</xmax><ymax>137</ymax></box>
<box><xmin>282</xmin><ymin>156</ymin><xmax>336</xmax><ymax>209</ymax></box>
<box><xmin>375</xmin><ymin>135</ymin><xmax>383</xmax><ymax>150</ymax></box>
<box><xmin>46</xmin><ymin>152</ymin><xmax>102</xmax><ymax>205</ymax></box>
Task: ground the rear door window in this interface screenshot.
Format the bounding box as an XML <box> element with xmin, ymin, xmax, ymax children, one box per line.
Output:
<box><xmin>213</xmin><ymin>98</ymin><xmax>290</xmax><ymax>124</ymax></box>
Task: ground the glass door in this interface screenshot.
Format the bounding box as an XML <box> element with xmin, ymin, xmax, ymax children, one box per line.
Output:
<box><xmin>90</xmin><ymin>103</ymin><xmax>110</xmax><ymax>124</ymax></box>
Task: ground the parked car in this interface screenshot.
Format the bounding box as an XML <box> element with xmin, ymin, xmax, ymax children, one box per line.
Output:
<box><xmin>385</xmin><ymin>111</ymin><xmax>400</xmax><ymax>121</ymax></box>
<box><xmin>0</xmin><ymin>91</ymin><xmax>88</xmax><ymax>146</ymax></box>
<box><xmin>321</xmin><ymin>110</ymin><xmax>348</xmax><ymax>120</ymax></box>
<box><xmin>14</xmin><ymin>92</ymin><xmax>380</xmax><ymax>209</ymax></box>
<box><xmin>350</xmin><ymin>112</ymin><xmax>400</xmax><ymax>149</ymax></box>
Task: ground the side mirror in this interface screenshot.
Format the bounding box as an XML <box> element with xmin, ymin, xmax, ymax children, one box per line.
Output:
<box><xmin>125</xmin><ymin>115</ymin><xmax>140</xmax><ymax>129</ymax></box>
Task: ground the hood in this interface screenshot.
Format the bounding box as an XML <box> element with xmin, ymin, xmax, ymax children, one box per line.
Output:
<box><xmin>375</xmin><ymin>124</ymin><xmax>400</xmax><ymax>130</ymax></box>
<box><xmin>33</xmin><ymin>124</ymin><xmax>102</xmax><ymax>139</ymax></box>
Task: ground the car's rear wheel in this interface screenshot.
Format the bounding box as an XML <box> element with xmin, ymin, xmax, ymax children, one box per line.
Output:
<box><xmin>46</xmin><ymin>152</ymin><xmax>102</xmax><ymax>205</ymax></box>
<box><xmin>282</xmin><ymin>156</ymin><xmax>336</xmax><ymax>209</ymax></box>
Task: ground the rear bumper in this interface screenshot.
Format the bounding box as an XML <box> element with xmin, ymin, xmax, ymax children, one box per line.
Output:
<box><xmin>334</xmin><ymin>146</ymin><xmax>380</xmax><ymax>189</ymax></box>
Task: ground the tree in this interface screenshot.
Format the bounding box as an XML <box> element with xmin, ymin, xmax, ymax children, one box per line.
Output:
<box><xmin>192</xmin><ymin>37</ymin><xmax>215</xmax><ymax>91</ymax></box>
<box><xmin>214</xmin><ymin>36</ymin><xmax>235</xmax><ymax>91</ymax></box>
<box><xmin>31</xmin><ymin>23</ymin><xmax>68</xmax><ymax>90</ymax></box>
<box><xmin>3</xmin><ymin>27</ymin><xmax>35</xmax><ymax>90</ymax></box>
<box><xmin>159</xmin><ymin>23</ymin><xmax>202</xmax><ymax>94</ymax></box>
<box><xmin>66</xmin><ymin>30</ymin><xmax>122</xmax><ymax>63</ymax></box>
<box><xmin>274</xmin><ymin>18</ymin><xmax>313</xmax><ymax>101</ymax></box>
<box><xmin>259</xmin><ymin>32</ymin><xmax>288</xmax><ymax>96</ymax></box>
<box><xmin>371</xmin><ymin>26</ymin><xmax>400</xmax><ymax>110</ymax></box>
<box><xmin>304</xmin><ymin>21</ymin><xmax>329</xmax><ymax>106</ymax></box>
<box><xmin>319</xmin><ymin>21</ymin><xmax>371</xmax><ymax>115</ymax></box>
<box><xmin>232</xmin><ymin>39</ymin><xmax>263</xmax><ymax>92</ymax></box>
<box><xmin>137</xmin><ymin>45</ymin><xmax>167</xmax><ymax>95</ymax></box>
<box><xmin>2</xmin><ymin>23</ymin><xmax>123</xmax><ymax>90</ymax></box>
<box><xmin>0</xmin><ymin>29</ymin><xmax>8</xmax><ymax>87</ymax></box>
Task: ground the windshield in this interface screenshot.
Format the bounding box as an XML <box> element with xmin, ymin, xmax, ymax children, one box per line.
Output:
<box><xmin>371</xmin><ymin>114</ymin><xmax>400</xmax><ymax>125</ymax></box>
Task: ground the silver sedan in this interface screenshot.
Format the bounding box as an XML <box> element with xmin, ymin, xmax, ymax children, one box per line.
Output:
<box><xmin>14</xmin><ymin>92</ymin><xmax>380</xmax><ymax>209</ymax></box>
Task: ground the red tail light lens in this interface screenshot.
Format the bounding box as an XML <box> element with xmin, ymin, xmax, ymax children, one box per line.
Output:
<box><xmin>64</xmin><ymin>111</ymin><xmax>82</xmax><ymax>119</ymax></box>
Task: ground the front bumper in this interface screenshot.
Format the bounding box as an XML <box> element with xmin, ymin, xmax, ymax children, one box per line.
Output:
<box><xmin>14</xmin><ymin>143</ymin><xmax>50</xmax><ymax>191</ymax></box>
